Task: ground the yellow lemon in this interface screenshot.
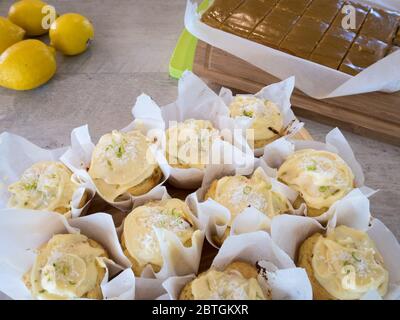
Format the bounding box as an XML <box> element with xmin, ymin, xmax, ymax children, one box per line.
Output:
<box><xmin>50</xmin><ymin>13</ymin><xmax>94</xmax><ymax>56</ymax></box>
<box><xmin>0</xmin><ymin>39</ymin><xmax>57</xmax><ymax>91</ymax></box>
<box><xmin>0</xmin><ymin>17</ymin><xmax>26</xmax><ymax>54</ymax></box>
<box><xmin>8</xmin><ymin>0</ymin><xmax>56</xmax><ymax>36</ymax></box>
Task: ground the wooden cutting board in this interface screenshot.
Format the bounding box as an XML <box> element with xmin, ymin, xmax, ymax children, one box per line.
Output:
<box><xmin>193</xmin><ymin>40</ymin><xmax>400</xmax><ymax>146</ymax></box>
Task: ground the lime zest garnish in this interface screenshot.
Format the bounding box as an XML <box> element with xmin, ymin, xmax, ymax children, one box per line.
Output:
<box><xmin>107</xmin><ymin>159</ymin><xmax>113</xmax><ymax>170</ymax></box>
<box><xmin>319</xmin><ymin>186</ymin><xmax>329</xmax><ymax>193</ymax></box>
<box><xmin>243</xmin><ymin>186</ymin><xmax>252</xmax><ymax>195</ymax></box>
<box><xmin>243</xmin><ymin>110</ymin><xmax>253</xmax><ymax>117</ymax></box>
<box><xmin>24</xmin><ymin>181</ymin><xmax>37</xmax><ymax>191</ymax></box>
<box><xmin>171</xmin><ymin>208</ymin><xmax>181</xmax><ymax>219</ymax></box>
<box><xmin>352</xmin><ymin>252</ymin><xmax>361</xmax><ymax>263</ymax></box>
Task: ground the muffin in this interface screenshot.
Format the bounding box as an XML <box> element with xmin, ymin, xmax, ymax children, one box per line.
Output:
<box><xmin>229</xmin><ymin>96</ymin><xmax>283</xmax><ymax>149</ymax></box>
<box><xmin>179</xmin><ymin>261</ymin><xmax>270</xmax><ymax>300</ymax></box>
<box><xmin>121</xmin><ymin>198</ymin><xmax>199</xmax><ymax>276</ymax></box>
<box><xmin>205</xmin><ymin>168</ymin><xmax>292</xmax><ymax>244</ymax></box>
<box><xmin>277</xmin><ymin>149</ymin><xmax>355</xmax><ymax>217</ymax></box>
<box><xmin>88</xmin><ymin>130</ymin><xmax>162</xmax><ymax>202</ymax></box>
<box><xmin>165</xmin><ymin>119</ymin><xmax>221</xmax><ymax>169</ymax></box>
<box><xmin>8</xmin><ymin>161</ymin><xmax>78</xmax><ymax>214</ymax></box>
<box><xmin>23</xmin><ymin>234</ymin><xmax>109</xmax><ymax>300</ymax></box>
<box><xmin>297</xmin><ymin>225</ymin><xmax>388</xmax><ymax>300</ymax></box>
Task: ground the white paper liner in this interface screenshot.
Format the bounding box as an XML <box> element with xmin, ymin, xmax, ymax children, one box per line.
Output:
<box><xmin>186</xmin><ymin>162</ymin><xmax>305</xmax><ymax>248</ymax></box>
<box><xmin>185</xmin><ymin>0</ymin><xmax>400</xmax><ymax>99</ymax></box>
<box><xmin>60</xmin><ymin>122</ymin><xmax>171</xmax><ymax>212</ymax></box>
<box><xmin>271</xmin><ymin>207</ymin><xmax>400</xmax><ymax>300</ymax></box>
<box><xmin>161</xmin><ymin>231</ymin><xmax>313</xmax><ymax>300</ymax></box>
<box><xmin>218</xmin><ymin>76</ymin><xmax>304</xmax><ymax>157</ymax></box>
<box><xmin>132</xmin><ymin>71</ymin><xmax>255</xmax><ymax>189</ymax></box>
<box><xmin>0</xmin><ymin>210</ymin><xmax>135</xmax><ymax>300</ymax></box>
<box><xmin>0</xmin><ymin>132</ymin><xmax>95</xmax><ymax>218</ymax></box>
<box><xmin>261</xmin><ymin>127</ymin><xmax>377</xmax><ymax>221</ymax></box>
<box><xmin>115</xmin><ymin>188</ymin><xmax>206</xmax><ymax>281</ymax></box>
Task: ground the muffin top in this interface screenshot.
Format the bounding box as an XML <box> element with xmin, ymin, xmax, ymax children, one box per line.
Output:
<box><xmin>89</xmin><ymin>130</ymin><xmax>159</xmax><ymax>201</ymax></box>
<box><xmin>8</xmin><ymin>161</ymin><xmax>77</xmax><ymax>214</ymax></box>
<box><xmin>28</xmin><ymin>234</ymin><xmax>108</xmax><ymax>300</ymax></box>
<box><xmin>206</xmin><ymin>167</ymin><xmax>291</xmax><ymax>224</ymax></box>
<box><xmin>190</xmin><ymin>262</ymin><xmax>267</xmax><ymax>300</ymax></box>
<box><xmin>229</xmin><ymin>96</ymin><xmax>283</xmax><ymax>143</ymax></box>
<box><xmin>122</xmin><ymin>198</ymin><xmax>196</xmax><ymax>274</ymax></box>
<box><xmin>312</xmin><ymin>225</ymin><xmax>388</xmax><ymax>300</ymax></box>
<box><xmin>278</xmin><ymin>149</ymin><xmax>354</xmax><ymax>210</ymax></box>
<box><xmin>165</xmin><ymin>119</ymin><xmax>220</xmax><ymax>169</ymax></box>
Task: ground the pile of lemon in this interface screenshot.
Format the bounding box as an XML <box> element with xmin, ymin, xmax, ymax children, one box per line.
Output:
<box><xmin>0</xmin><ymin>0</ymin><xmax>94</xmax><ymax>90</ymax></box>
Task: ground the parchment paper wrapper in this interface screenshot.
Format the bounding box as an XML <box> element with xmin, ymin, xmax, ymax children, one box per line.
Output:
<box><xmin>261</xmin><ymin>127</ymin><xmax>376</xmax><ymax>221</ymax></box>
<box><xmin>271</xmin><ymin>209</ymin><xmax>400</xmax><ymax>300</ymax></box>
<box><xmin>60</xmin><ymin>122</ymin><xmax>171</xmax><ymax>213</ymax></box>
<box><xmin>218</xmin><ymin>76</ymin><xmax>304</xmax><ymax>156</ymax></box>
<box><xmin>161</xmin><ymin>231</ymin><xmax>313</xmax><ymax>300</ymax></box>
<box><xmin>111</xmin><ymin>187</ymin><xmax>205</xmax><ymax>282</ymax></box>
<box><xmin>0</xmin><ymin>210</ymin><xmax>135</xmax><ymax>300</ymax></box>
<box><xmin>0</xmin><ymin>132</ymin><xmax>95</xmax><ymax>218</ymax></box>
<box><xmin>185</xmin><ymin>0</ymin><xmax>400</xmax><ymax>98</ymax></box>
<box><xmin>186</xmin><ymin>162</ymin><xmax>304</xmax><ymax>248</ymax></box>
<box><xmin>133</xmin><ymin>71</ymin><xmax>255</xmax><ymax>189</ymax></box>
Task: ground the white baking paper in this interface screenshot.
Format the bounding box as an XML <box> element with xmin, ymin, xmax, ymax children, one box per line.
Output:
<box><xmin>186</xmin><ymin>162</ymin><xmax>304</xmax><ymax>248</ymax></box>
<box><xmin>0</xmin><ymin>132</ymin><xmax>96</xmax><ymax>218</ymax></box>
<box><xmin>60</xmin><ymin>121</ymin><xmax>171</xmax><ymax>212</ymax></box>
<box><xmin>185</xmin><ymin>0</ymin><xmax>400</xmax><ymax>98</ymax></box>
<box><xmin>0</xmin><ymin>210</ymin><xmax>135</xmax><ymax>300</ymax></box>
<box><xmin>271</xmin><ymin>211</ymin><xmax>400</xmax><ymax>299</ymax></box>
<box><xmin>132</xmin><ymin>71</ymin><xmax>255</xmax><ymax>189</ymax></box>
<box><xmin>218</xmin><ymin>76</ymin><xmax>304</xmax><ymax>156</ymax></box>
<box><xmin>261</xmin><ymin>127</ymin><xmax>376</xmax><ymax>221</ymax></box>
<box><xmin>161</xmin><ymin>231</ymin><xmax>313</xmax><ymax>300</ymax></box>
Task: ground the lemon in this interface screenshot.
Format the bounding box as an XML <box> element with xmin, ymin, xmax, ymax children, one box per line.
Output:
<box><xmin>0</xmin><ymin>39</ymin><xmax>57</xmax><ymax>91</ymax></box>
<box><xmin>50</xmin><ymin>13</ymin><xmax>94</xmax><ymax>56</ymax></box>
<box><xmin>0</xmin><ymin>17</ymin><xmax>25</xmax><ymax>54</ymax></box>
<box><xmin>8</xmin><ymin>0</ymin><xmax>55</xmax><ymax>36</ymax></box>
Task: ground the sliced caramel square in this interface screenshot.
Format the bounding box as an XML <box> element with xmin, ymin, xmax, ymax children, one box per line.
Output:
<box><xmin>395</xmin><ymin>27</ymin><xmax>400</xmax><ymax>45</ymax></box>
<box><xmin>387</xmin><ymin>45</ymin><xmax>400</xmax><ymax>56</ymax></box>
<box><xmin>360</xmin><ymin>8</ymin><xmax>400</xmax><ymax>43</ymax></box>
<box><xmin>276</xmin><ymin>0</ymin><xmax>312</xmax><ymax>15</ymax></box>
<box><xmin>339</xmin><ymin>35</ymin><xmax>389</xmax><ymax>75</ymax></box>
<box><xmin>310</xmin><ymin>27</ymin><xmax>356</xmax><ymax>69</ymax></box>
<box><xmin>201</xmin><ymin>0</ymin><xmax>245</xmax><ymax>28</ymax></box>
<box><xmin>304</xmin><ymin>0</ymin><xmax>344</xmax><ymax>23</ymax></box>
<box><xmin>280</xmin><ymin>16</ymin><xmax>329</xmax><ymax>59</ymax></box>
<box><xmin>249</xmin><ymin>8</ymin><xmax>300</xmax><ymax>48</ymax></box>
<box><xmin>332</xmin><ymin>3</ymin><xmax>369</xmax><ymax>33</ymax></box>
<box><xmin>221</xmin><ymin>0</ymin><xmax>279</xmax><ymax>38</ymax></box>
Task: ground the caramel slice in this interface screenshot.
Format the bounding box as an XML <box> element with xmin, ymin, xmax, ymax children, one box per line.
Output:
<box><xmin>276</xmin><ymin>0</ymin><xmax>312</xmax><ymax>15</ymax></box>
<box><xmin>310</xmin><ymin>27</ymin><xmax>356</xmax><ymax>69</ymax></box>
<box><xmin>221</xmin><ymin>0</ymin><xmax>278</xmax><ymax>38</ymax></box>
<box><xmin>332</xmin><ymin>3</ymin><xmax>369</xmax><ymax>34</ymax></box>
<box><xmin>249</xmin><ymin>8</ymin><xmax>300</xmax><ymax>48</ymax></box>
<box><xmin>386</xmin><ymin>45</ymin><xmax>400</xmax><ymax>56</ymax></box>
<box><xmin>339</xmin><ymin>35</ymin><xmax>389</xmax><ymax>75</ymax></box>
<box><xmin>394</xmin><ymin>27</ymin><xmax>400</xmax><ymax>45</ymax></box>
<box><xmin>360</xmin><ymin>8</ymin><xmax>400</xmax><ymax>43</ymax></box>
<box><xmin>280</xmin><ymin>16</ymin><xmax>329</xmax><ymax>59</ymax></box>
<box><xmin>201</xmin><ymin>0</ymin><xmax>245</xmax><ymax>28</ymax></box>
<box><xmin>304</xmin><ymin>0</ymin><xmax>344</xmax><ymax>23</ymax></box>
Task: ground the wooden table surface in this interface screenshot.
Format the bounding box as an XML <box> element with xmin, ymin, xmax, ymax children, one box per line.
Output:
<box><xmin>0</xmin><ymin>0</ymin><xmax>399</xmax><ymax>294</ymax></box>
